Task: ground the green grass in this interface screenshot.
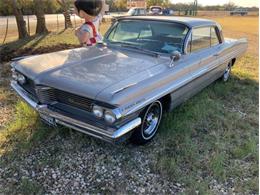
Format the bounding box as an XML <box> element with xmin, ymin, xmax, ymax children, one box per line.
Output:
<box><xmin>0</xmin><ymin>102</ymin><xmax>47</xmax><ymax>155</ymax></box>
<box><xmin>18</xmin><ymin>178</ymin><xmax>43</xmax><ymax>195</ymax></box>
<box><xmin>232</xmin><ymin>138</ymin><xmax>258</xmax><ymax>159</ymax></box>
<box><xmin>0</xmin><ymin>21</ymin><xmax>258</xmax><ymax>194</ymax></box>
<box><xmin>153</xmin><ymin>55</ymin><xmax>259</xmax><ymax>194</ymax></box>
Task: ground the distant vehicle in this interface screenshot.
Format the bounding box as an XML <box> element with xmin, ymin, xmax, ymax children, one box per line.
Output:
<box><xmin>162</xmin><ymin>8</ymin><xmax>174</xmax><ymax>16</ymax></box>
<box><xmin>149</xmin><ymin>6</ymin><xmax>162</xmax><ymax>15</ymax></box>
<box><xmin>127</xmin><ymin>7</ymin><xmax>147</xmax><ymax>16</ymax></box>
<box><xmin>230</xmin><ymin>8</ymin><xmax>248</xmax><ymax>16</ymax></box>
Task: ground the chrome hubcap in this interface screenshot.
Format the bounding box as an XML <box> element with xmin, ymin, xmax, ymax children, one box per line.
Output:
<box><xmin>144</xmin><ymin>113</ymin><xmax>159</xmax><ymax>135</ymax></box>
<box><xmin>223</xmin><ymin>66</ymin><xmax>231</xmax><ymax>81</ymax></box>
<box><xmin>142</xmin><ymin>102</ymin><xmax>161</xmax><ymax>139</ymax></box>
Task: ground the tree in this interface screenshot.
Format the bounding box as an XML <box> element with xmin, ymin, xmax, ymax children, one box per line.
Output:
<box><xmin>169</xmin><ymin>3</ymin><xmax>193</xmax><ymax>11</ymax></box>
<box><xmin>105</xmin><ymin>0</ymin><xmax>114</xmax><ymax>11</ymax></box>
<box><xmin>0</xmin><ymin>0</ymin><xmax>13</xmax><ymax>15</ymax></box>
<box><xmin>0</xmin><ymin>0</ymin><xmax>60</xmax><ymax>15</ymax></box>
<box><xmin>11</xmin><ymin>0</ymin><xmax>29</xmax><ymax>39</ymax></box>
<box><xmin>45</xmin><ymin>0</ymin><xmax>60</xmax><ymax>14</ymax></box>
<box><xmin>19</xmin><ymin>0</ymin><xmax>34</xmax><ymax>15</ymax></box>
<box><xmin>146</xmin><ymin>0</ymin><xmax>169</xmax><ymax>8</ymax></box>
<box><xmin>114</xmin><ymin>0</ymin><xmax>127</xmax><ymax>10</ymax></box>
<box><xmin>57</xmin><ymin>0</ymin><xmax>72</xmax><ymax>29</ymax></box>
<box><xmin>224</xmin><ymin>2</ymin><xmax>237</xmax><ymax>11</ymax></box>
<box><xmin>34</xmin><ymin>0</ymin><xmax>48</xmax><ymax>34</ymax></box>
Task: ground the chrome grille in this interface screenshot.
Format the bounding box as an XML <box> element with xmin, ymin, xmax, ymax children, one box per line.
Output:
<box><xmin>55</xmin><ymin>90</ymin><xmax>93</xmax><ymax>112</ymax></box>
<box><xmin>37</xmin><ymin>87</ymin><xmax>56</xmax><ymax>104</ymax></box>
<box><xmin>20</xmin><ymin>78</ymin><xmax>38</xmax><ymax>99</ymax></box>
<box><xmin>37</xmin><ymin>87</ymin><xmax>94</xmax><ymax>112</ymax></box>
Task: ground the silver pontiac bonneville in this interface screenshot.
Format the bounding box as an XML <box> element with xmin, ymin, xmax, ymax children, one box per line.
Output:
<box><xmin>11</xmin><ymin>16</ymin><xmax>248</xmax><ymax>144</ymax></box>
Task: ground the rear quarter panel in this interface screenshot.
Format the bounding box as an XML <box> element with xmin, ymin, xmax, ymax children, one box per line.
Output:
<box><xmin>218</xmin><ymin>38</ymin><xmax>248</xmax><ymax>67</ymax></box>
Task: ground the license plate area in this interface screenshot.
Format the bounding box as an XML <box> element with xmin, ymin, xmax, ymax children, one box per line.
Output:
<box><xmin>40</xmin><ymin>113</ymin><xmax>56</xmax><ymax>126</ymax></box>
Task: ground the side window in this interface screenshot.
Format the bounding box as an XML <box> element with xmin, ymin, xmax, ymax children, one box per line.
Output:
<box><xmin>211</xmin><ymin>27</ymin><xmax>220</xmax><ymax>46</ymax></box>
<box><xmin>187</xmin><ymin>26</ymin><xmax>221</xmax><ymax>53</ymax></box>
<box><xmin>191</xmin><ymin>27</ymin><xmax>211</xmax><ymax>52</ymax></box>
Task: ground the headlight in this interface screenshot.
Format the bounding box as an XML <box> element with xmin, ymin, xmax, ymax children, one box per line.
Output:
<box><xmin>93</xmin><ymin>105</ymin><xmax>117</xmax><ymax>124</ymax></box>
<box><xmin>12</xmin><ymin>72</ymin><xmax>18</xmax><ymax>80</ymax></box>
<box><xmin>17</xmin><ymin>74</ymin><xmax>26</xmax><ymax>84</ymax></box>
<box><xmin>104</xmin><ymin>111</ymin><xmax>116</xmax><ymax>124</ymax></box>
<box><xmin>92</xmin><ymin>105</ymin><xmax>103</xmax><ymax>118</ymax></box>
<box><xmin>12</xmin><ymin>68</ymin><xmax>18</xmax><ymax>80</ymax></box>
<box><xmin>12</xmin><ymin>69</ymin><xmax>26</xmax><ymax>84</ymax></box>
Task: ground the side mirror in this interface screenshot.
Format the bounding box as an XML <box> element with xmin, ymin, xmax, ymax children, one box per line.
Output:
<box><xmin>170</xmin><ymin>51</ymin><xmax>182</xmax><ymax>61</ymax></box>
<box><xmin>169</xmin><ymin>51</ymin><xmax>182</xmax><ymax>67</ymax></box>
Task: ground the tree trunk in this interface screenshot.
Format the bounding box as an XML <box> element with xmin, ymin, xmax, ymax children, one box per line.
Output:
<box><xmin>34</xmin><ymin>0</ymin><xmax>48</xmax><ymax>34</ymax></box>
<box><xmin>11</xmin><ymin>0</ymin><xmax>29</xmax><ymax>39</ymax></box>
<box><xmin>63</xmin><ymin>10</ymin><xmax>73</xmax><ymax>29</ymax></box>
<box><xmin>57</xmin><ymin>0</ymin><xmax>72</xmax><ymax>29</ymax></box>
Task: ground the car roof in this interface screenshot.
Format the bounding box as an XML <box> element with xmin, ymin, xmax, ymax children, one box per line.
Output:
<box><xmin>118</xmin><ymin>16</ymin><xmax>217</xmax><ymax>28</ymax></box>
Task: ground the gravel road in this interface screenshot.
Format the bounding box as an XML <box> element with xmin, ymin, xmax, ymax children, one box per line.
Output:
<box><xmin>0</xmin><ymin>133</ymin><xmax>185</xmax><ymax>194</ymax></box>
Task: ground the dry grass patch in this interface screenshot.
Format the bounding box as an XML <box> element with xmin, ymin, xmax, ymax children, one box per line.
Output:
<box><xmin>207</xmin><ymin>16</ymin><xmax>259</xmax><ymax>55</ymax></box>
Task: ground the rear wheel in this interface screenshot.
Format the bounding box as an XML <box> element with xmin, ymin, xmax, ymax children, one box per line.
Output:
<box><xmin>131</xmin><ymin>101</ymin><xmax>163</xmax><ymax>145</ymax></box>
<box><xmin>223</xmin><ymin>62</ymin><xmax>232</xmax><ymax>82</ymax></box>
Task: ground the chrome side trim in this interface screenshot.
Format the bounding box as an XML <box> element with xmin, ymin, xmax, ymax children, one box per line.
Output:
<box><xmin>10</xmin><ymin>81</ymin><xmax>141</xmax><ymax>142</ymax></box>
<box><xmin>120</xmin><ymin>45</ymin><xmax>246</xmax><ymax>118</ymax></box>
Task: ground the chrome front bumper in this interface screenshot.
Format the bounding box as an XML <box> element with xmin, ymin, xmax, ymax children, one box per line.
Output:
<box><xmin>11</xmin><ymin>81</ymin><xmax>141</xmax><ymax>142</ymax></box>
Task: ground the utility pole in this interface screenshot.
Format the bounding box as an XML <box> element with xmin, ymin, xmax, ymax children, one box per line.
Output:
<box><xmin>193</xmin><ymin>0</ymin><xmax>198</xmax><ymax>16</ymax></box>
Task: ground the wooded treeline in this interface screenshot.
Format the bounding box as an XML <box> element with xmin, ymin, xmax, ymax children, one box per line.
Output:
<box><xmin>106</xmin><ymin>0</ymin><xmax>258</xmax><ymax>12</ymax></box>
<box><xmin>1</xmin><ymin>0</ymin><xmax>258</xmax><ymax>40</ymax></box>
<box><xmin>1</xmin><ymin>0</ymin><xmax>74</xmax><ymax>39</ymax></box>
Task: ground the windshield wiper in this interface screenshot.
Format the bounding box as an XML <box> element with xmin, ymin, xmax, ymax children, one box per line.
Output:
<box><xmin>108</xmin><ymin>41</ymin><xmax>160</xmax><ymax>57</ymax></box>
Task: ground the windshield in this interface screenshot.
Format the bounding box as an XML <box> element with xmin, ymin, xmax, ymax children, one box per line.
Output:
<box><xmin>105</xmin><ymin>20</ymin><xmax>189</xmax><ymax>54</ymax></box>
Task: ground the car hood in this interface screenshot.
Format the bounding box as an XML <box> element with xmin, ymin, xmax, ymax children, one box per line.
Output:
<box><xmin>13</xmin><ymin>47</ymin><xmax>168</xmax><ymax>101</ymax></box>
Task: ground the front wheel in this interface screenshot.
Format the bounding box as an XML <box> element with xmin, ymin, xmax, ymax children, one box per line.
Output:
<box><xmin>131</xmin><ymin>101</ymin><xmax>163</xmax><ymax>145</ymax></box>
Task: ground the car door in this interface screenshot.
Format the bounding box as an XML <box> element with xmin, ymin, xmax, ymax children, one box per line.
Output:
<box><xmin>209</xmin><ymin>26</ymin><xmax>227</xmax><ymax>78</ymax></box>
<box><xmin>186</xmin><ymin>26</ymin><xmax>222</xmax><ymax>95</ymax></box>
<box><xmin>212</xmin><ymin>26</ymin><xmax>232</xmax><ymax>76</ymax></box>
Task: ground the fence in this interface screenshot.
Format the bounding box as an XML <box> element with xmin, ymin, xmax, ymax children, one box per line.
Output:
<box><xmin>197</xmin><ymin>10</ymin><xmax>259</xmax><ymax>16</ymax></box>
<box><xmin>0</xmin><ymin>14</ymin><xmax>85</xmax><ymax>44</ymax></box>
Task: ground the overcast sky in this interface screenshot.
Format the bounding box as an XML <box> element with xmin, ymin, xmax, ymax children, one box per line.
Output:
<box><xmin>170</xmin><ymin>0</ymin><xmax>259</xmax><ymax>7</ymax></box>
